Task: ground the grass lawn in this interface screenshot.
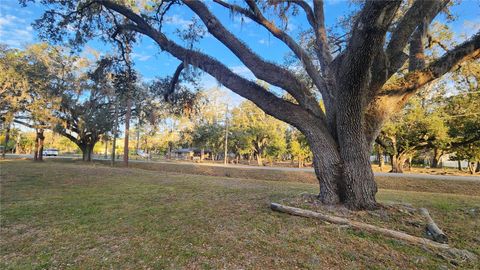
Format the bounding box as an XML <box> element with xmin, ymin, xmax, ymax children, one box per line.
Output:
<box><xmin>1</xmin><ymin>160</ymin><xmax>479</xmax><ymax>269</ymax></box>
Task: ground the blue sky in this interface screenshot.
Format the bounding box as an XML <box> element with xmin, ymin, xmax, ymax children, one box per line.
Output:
<box><xmin>1</xmin><ymin>0</ymin><xmax>479</xmax><ymax>104</ymax></box>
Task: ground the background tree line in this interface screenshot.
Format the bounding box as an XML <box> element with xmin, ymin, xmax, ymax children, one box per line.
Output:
<box><xmin>4</xmin><ymin>67</ymin><xmax>477</xmax><ymax>174</ymax></box>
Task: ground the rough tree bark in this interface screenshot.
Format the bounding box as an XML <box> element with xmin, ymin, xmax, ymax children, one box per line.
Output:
<box><xmin>56</xmin><ymin>0</ymin><xmax>480</xmax><ymax>209</ymax></box>
<box><xmin>34</xmin><ymin>129</ymin><xmax>44</xmax><ymax>161</ymax></box>
<box><xmin>79</xmin><ymin>143</ymin><xmax>95</xmax><ymax>162</ymax></box>
<box><xmin>391</xmin><ymin>154</ymin><xmax>408</xmax><ymax>173</ymax></box>
<box><xmin>38</xmin><ymin>132</ymin><xmax>44</xmax><ymax>161</ymax></box>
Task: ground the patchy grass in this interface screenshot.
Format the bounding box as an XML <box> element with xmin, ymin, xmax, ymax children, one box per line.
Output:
<box><xmin>98</xmin><ymin>160</ymin><xmax>480</xmax><ymax>197</ymax></box>
<box><xmin>1</xmin><ymin>160</ymin><xmax>479</xmax><ymax>269</ymax></box>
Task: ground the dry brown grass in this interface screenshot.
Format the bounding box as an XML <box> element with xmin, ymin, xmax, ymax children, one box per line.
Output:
<box><xmin>1</xmin><ymin>160</ymin><xmax>479</xmax><ymax>269</ymax></box>
<box><xmin>104</xmin><ymin>160</ymin><xmax>480</xmax><ymax>197</ymax></box>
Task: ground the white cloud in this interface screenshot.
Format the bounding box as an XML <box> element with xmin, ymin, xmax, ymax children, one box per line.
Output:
<box><xmin>0</xmin><ymin>14</ymin><xmax>33</xmax><ymax>47</ymax></box>
<box><xmin>132</xmin><ymin>52</ymin><xmax>152</xmax><ymax>61</ymax></box>
<box><xmin>463</xmin><ymin>20</ymin><xmax>480</xmax><ymax>37</ymax></box>
<box><xmin>0</xmin><ymin>14</ymin><xmax>25</xmax><ymax>27</ymax></box>
<box><xmin>0</xmin><ymin>4</ymin><xmax>33</xmax><ymax>15</ymax></box>
<box><xmin>164</xmin><ymin>15</ymin><xmax>193</xmax><ymax>29</ymax></box>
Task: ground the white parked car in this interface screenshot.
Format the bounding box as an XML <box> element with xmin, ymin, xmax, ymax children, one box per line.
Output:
<box><xmin>43</xmin><ymin>148</ymin><xmax>59</xmax><ymax>156</ymax></box>
<box><xmin>136</xmin><ymin>150</ymin><xmax>150</xmax><ymax>159</ymax></box>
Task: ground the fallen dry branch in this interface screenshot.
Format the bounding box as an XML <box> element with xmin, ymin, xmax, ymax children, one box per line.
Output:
<box><xmin>270</xmin><ymin>202</ymin><xmax>451</xmax><ymax>250</ymax></box>
<box><xmin>419</xmin><ymin>207</ymin><xmax>448</xmax><ymax>244</ymax></box>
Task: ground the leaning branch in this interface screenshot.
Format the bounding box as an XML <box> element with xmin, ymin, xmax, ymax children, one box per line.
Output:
<box><xmin>312</xmin><ymin>0</ymin><xmax>333</xmax><ymax>70</ymax></box>
<box><xmin>382</xmin><ymin>32</ymin><xmax>480</xmax><ymax>95</ymax></box>
<box><xmin>98</xmin><ymin>1</ymin><xmax>328</xmax><ymax>131</ymax></box>
<box><xmin>386</xmin><ymin>0</ymin><xmax>449</xmax><ymax>75</ymax></box>
<box><xmin>286</xmin><ymin>0</ymin><xmax>316</xmax><ymax>29</ymax></box>
<box><xmin>337</xmin><ymin>1</ymin><xmax>400</xmax><ymax>99</ymax></box>
<box><xmin>244</xmin><ymin>0</ymin><xmax>327</xmax><ymax>95</ymax></box>
<box><xmin>13</xmin><ymin>119</ymin><xmax>35</xmax><ymax>129</ymax></box>
<box><xmin>193</xmin><ymin>0</ymin><xmax>325</xmax><ymax>119</ymax></box>
<box><xmin>165</xmin><ymin>62</ymin><xmax>184</xmax><ymax>101</ymax></box>
<box><xmin>364</xmin><ymin>32</ymin><xmax>480</xmax><ymax>146</ymax></box>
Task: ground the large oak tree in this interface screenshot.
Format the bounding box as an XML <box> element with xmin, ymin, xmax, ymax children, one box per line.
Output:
<box><xmin>27</xmin><ymin>0</ymin><xmax>480</xmax><ymax>209</ymax></box>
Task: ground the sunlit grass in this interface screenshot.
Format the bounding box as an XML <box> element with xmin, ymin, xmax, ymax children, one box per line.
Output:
<box><xmin>1</xmin><ymin>160</ymin><xmax>478</xmax><ymax>269</ymax></box>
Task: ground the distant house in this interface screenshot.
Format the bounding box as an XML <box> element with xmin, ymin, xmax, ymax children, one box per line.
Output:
<box><xmin>171</xmin><ymin>148</ymin><xmax>212</xmax><ymax>160</ymax></box>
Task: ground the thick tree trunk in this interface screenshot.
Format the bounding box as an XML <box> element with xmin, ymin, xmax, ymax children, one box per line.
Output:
<box><xmin>34</xmin><ymin>129</ymin><xmax>44</xmax><ymax>161</ymax></box>
<box><xmin>167</xmin><ymin>142</ymin><xmax>172</xmax><ymax>160</ymax></box>
<box><xmin>457</xmin><ymin>160</ymin><xmax>462</xmax><ymax>171</ymax></box>
<box><xmin>390</xmin><ymin>155</ymin><xmax>406</xmax><ymax>173</ymax></box>
<box><xmin>34</xmin><ymin>137</ymin><xmax>39</xmax><ymax>160</ymax></box>
<box><xmin>256</xmin><ymin>152</ymin><xmax>263</xmax><ymax>166</ymax></box>
<box><xmin>80</xmin><ymin>145</ymin><xmax>86</xmax><ymax>161</ymax></box>
<box><xmin>336</xmin><ymin>101</ymin><xmax>377</xmax><ymax>209</ymax></box>
<box><xmin>431</xmin><ymin>148</ymin><xmax>443</xmax><ymax>168</ymax></box>
<box><xmin>476</xmin><ymin>162</ymin><xmax>480</xmax><ymax>173</ymax></box>
<box><xmin>468</xmin><ymin>162</ymin><xmax>475</xmax><ymax>175</ymax></box>
<box><xmin>38</xmin><ymin>133</ymin><xmax>44</xmax><ymax>161</ymax></box>
<box><xmin>303</xmin><ymin>125</ymin><xmax>343</xmax><ymax>205</ymax></box>
<box><xmin>80</xmin><ymin>143</ymin><xmax>95</xmax><ymax>162</ymax></box>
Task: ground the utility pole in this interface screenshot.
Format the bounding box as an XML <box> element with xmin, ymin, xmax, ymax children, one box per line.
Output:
<box><xmin>224</xmin><ymin>105</ymin><xmax>229</xmax><ymax>165</ymax></box>
<box><xmin>111</xmin><ymin>98</ymin><xmax>119</xmax><ymax>167</ymax></box>
<box><xmin>104</xmin><ymin>137</ymin><xmax>108</xmax><ymax>159</ymax></box>
<box><xmin>123</xmin><ymin>40</ymin><xmax>132</xmax><ymax>167</ymax></box>
<box><xmin>135</xmin><ymin>123</ymin><xmax>140</xmax><ymax>154</ymax></box>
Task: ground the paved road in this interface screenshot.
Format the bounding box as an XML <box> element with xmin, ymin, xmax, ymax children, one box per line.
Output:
<box><xmin>4</xmin><ymin>154</ymin><xmax>480</xmax><ymax>182</ymax></box>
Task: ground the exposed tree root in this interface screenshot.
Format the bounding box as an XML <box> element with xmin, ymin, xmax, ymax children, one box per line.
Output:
<box><xmin>270</xmin><ymin>202</ymin><xmax>477</xmax><ymax>262</ymax></box>
<box><xmin>419</xmin><ymin>207</ymin><xmax>448</xmax><ymax>244</ymax></box>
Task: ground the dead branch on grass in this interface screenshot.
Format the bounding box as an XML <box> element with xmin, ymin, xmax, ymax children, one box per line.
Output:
<box><xmin>270</xmin><ymin>202</ymin><xmax>472</xmax><ymax>257</ymax></box>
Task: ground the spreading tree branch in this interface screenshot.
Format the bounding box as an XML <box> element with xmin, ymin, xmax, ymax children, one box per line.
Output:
<box><xmin>97</xmin><ymin>1</ymin><xmax>332</xmax><ymax>137</ymax></box>
<box><xmin>185</xmin><ymin>0</ymin><xmax>324</xmax><ymax>118</ymax></box>
<box><xmin>386</xmin><ymin>0</ymin><xmax>449</xmax><ymax>75</ymax></box>
<box><xmin>214</xmin><ymin>0</ymin><xmax>333</xmax><ymax>105</ymax></box>
<box><xmin>165</xmin><ymin>62</ymin><xmax>184</xmax><ymax>101</ymax></box>
<box><xmin>337</xmin><ymin>1</ymin><xmax>401</xmax><ymax>97</ymax></box>
<box><xmin>384</xmin><ymin>32</ymin><xmax>480</xmax><ymax>95</ymax></box>
<box><xmin>365</xmin><ymin>32</ymin><xmax>480</xmax><ymax>145</ymax></box>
